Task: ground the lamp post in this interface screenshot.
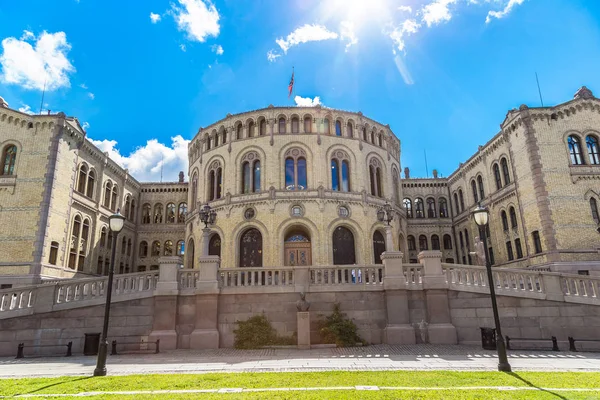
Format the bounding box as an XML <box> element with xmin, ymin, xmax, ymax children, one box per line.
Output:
<box><xmin>377</xmin><ymin>202</ymin><xmax>394</xmax><ymax>251</ymax></box>
<box><xmin>471</xmin><ymin>204</ymin><xmax>512</xmax><ymax>372</ymax></box>
<box><xmin>93</xmin><ymin>210</ymin><xmax>125</xmax><ymax>377</ymax></box>
<box><xmin>199</xmin><ymin>204</ymin><xmax>217</xmax><ymax>256</ymax></box>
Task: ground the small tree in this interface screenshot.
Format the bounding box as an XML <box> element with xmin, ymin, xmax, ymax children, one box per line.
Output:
<box><xmin>318</xmin><ymin>303</ymin><xmax>365</xmax><ymax>347</ymax></box>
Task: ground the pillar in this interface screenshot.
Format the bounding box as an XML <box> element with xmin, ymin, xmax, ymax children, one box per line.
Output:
<box><xmin>384</xmin><ymin>225</ymin><xmax>394</xmax><ymax>252</ymax></box>
<box><xmin>201</xmin><ymin>228</ymin><xmax>211</xmax><ymax>256</ymax></box>
<box><xmin>382</xmin><ymin>251</ymin><xmax>415</xmax><ymax>344</ymax></box>
<box><xmin>149</xmin><ymin>256</ymin><xmax>182</xmax><ymax>350</ymax></box>
<box><xmin>190</xmin><ymin>256</ymin><xmax>220</xmax><ymax>349</ymax></box>
<box><xmin>418</xmin><ymin>250</ymin><xmax>457</xmax><ymax>344</ymax></box>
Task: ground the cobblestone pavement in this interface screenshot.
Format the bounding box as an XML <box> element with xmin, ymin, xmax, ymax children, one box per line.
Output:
<box><xmin>1</xmin><ymin>345</ymin><xmax>600</xmax><ymax>378</ymax></box>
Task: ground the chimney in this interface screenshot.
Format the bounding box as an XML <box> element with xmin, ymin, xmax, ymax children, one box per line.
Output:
<box><xmin>178</xmin><ymin>171</ymin><xmax>184</xmax><ymax>183</ymax></box>
<box><xmin>433</xmin><ymin>169</ymin><xmax>438</xmax><ymax>179</ymax></box>
<box><xmin>404</xmin><ymin>167</ymin><xmax>410</xmax><ymax>179</ymax></box>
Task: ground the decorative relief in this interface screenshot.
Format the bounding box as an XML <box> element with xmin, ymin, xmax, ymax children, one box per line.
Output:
<box><xmin>241</xmin><ymin>151</ymin><xmax>259</xmax><ymax>163</ymax></box>
<box><xmin>369</xmin><ymin>157</ymin><xmax>382</xmax><ymax>168</ymax></box>
<box><xmin>285</xmin><ymin>148</ymin><xmax>307</xmax><ymax>159</ymax></box>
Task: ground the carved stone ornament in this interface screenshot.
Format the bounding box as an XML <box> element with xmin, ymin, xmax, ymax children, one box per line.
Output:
<box><xmin>296</xmin><ymin>292</ymin><xmax>310</xmax><ymax>311</ymax></box>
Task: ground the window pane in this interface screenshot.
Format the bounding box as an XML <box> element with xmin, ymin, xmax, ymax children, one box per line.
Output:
<box><xmin>253</xmin><ymin>161</ymin><xmax>261</xmax><ymax>192</ymax></box>
<box><xmin>341</xmin><ymin>160</ymin><xmax>350</xmax><ymax>192</ymax></box>
<box><xmin>242</xmin><ymin>162</ymin><xmax>250</xmax><ymax>193</ymax></box>
<box><xmin>285</xmin><ymin>158</ymin><xmax>294</xmax><ymax>190</ymax></box>
<box><xmin>292</xmin><ymin>118</ymin><xmax>299</xmax><ymax>133</ymax></box>
<box><xmin>304</xmin><ymin>117</ymin><xmax>311</xmax><ymax>133</ymax></box>
<box><xmin>331</xmin><ymin>159</ymin><xmax>339</xmax><ymax>191</ymax></box>
<box><xmin>587</xmin><ymin>136</ymin><xmax>600</xmax><ymax>164</ymax></box>
<box><xmin>297</xmin><ymin>158</ymin><xmax>307</xmax><ymax>190</ymax></box>
<box><xmin>335</xmin><ymin>121</ymin><xmax>342</xmax><ymax>136</ymax></box>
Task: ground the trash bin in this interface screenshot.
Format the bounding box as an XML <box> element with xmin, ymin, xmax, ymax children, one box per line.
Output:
<box><xmin>480</xmin><ymin>327</ymin><xmax>496</xmax><ymax>350</ymax></box>
<box><xmin>84</xmin><ymin>333</ymin><xmax>101</xmax><ymax>356</ymax></box>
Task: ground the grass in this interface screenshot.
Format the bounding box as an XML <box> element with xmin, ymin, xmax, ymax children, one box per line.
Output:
<box><xmin>1</xmin><ymin>371</ymin><xmax>599</xmax><ymax>399</ymax></box>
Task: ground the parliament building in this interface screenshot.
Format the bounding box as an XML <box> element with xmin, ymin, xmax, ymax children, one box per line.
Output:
<box><xmin>1</xmin><ymin>86</ymin><xmax>600</xmax><ymax>287</ymax></box>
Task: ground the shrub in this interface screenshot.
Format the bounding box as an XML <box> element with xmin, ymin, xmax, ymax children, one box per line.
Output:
<box><xmin>317</xmin><ymin>303</ymin><xmax>365</xmax><ymax>347</ymax></box>
<box><xmin>233</xmin><ymin>314</ymin><xmax>295</xmax><ymax>349</ymax></box>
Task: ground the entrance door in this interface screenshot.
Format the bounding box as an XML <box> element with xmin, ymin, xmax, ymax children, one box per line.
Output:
<box><xmin>284</xmin><ymin>233</ymin><xmax>311</xmax><ymax>266</ymax></box>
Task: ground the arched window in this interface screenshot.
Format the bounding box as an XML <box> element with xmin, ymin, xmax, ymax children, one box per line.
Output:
<box><xmin>501</xmin><ymin>157</ymin><xmax>511</xmax><ymax>183</ymax></box>
<box><xmin>292</xmin><ymin>117</ymin><xmax>299</xmax><ymax>133</ymax></box>
<box><xmin>335</xmin><ymin>120</ymin><xmax>342</xmax><ymax>136</ymax></box>
<box><xmin>86</xmin><ymin>170</ymin><xmax>95</xmax><ymax>198</ymax></box>
<box><xmin>139</xmin><ymin>241</ymin><xmax>148</xmax><ymax>257</ymax></box>
<box><xmin>509</xmin><ymin>206</ymin><xmax>518</xmax><ymax>229</ymax></box>
<box><xmin>372</xmin><ymin>231</ymin><xmax>386</xmax><ymax>264</ymax></box>
<box><xmin>459</xmin><ymin>231</ymin><xmax>464</xmax><ymax>248</ymax></box>
<box><xmin>443</xmin><ymin>234</ymin><xmax>452</xmax><ymax>250</ymax></box>
<box><xmin>110</xmin><ymin>184</ymin><xmax>118</xmax><ymax>211</ymax></box>
<box><xmin>236</xmin><ymin>124</ymin><xmax>243</xmax><ymax>140</ymax></box>
<box><xmin>104</xmin><ymin>181</ymin><xmax>112</xmax><ymax>208</ymax></box>
<box><xmin>151</xmin><ymin>241</ymin><xmax>161</xmax><ymax>256</ymax></box>
<box><xmin>1</xmin><ymin>145</ymin><xmax>17</xmax><ymax>175</ymax></box>
<box><xmin>142</xmin><ymin>204</ymin><xmax>151</xmax><ymax>224</ymax></box>
<box><xmin>97</xmin><ymin>257</ymin><xmax>103</xmax><ymax>275</ymax></box>
<box><xmin>123</xmin><ymin>195</ymin><xmax>131</xmax><ymax>219</ymax></box>
<box><xmin>284</xmin><ymin>148</ymin><xmax>307</xmax><ymax>190</ymax></box>
<box><xmin>453</xmin><ymin>193</ymin><xmax>459</xmax><ymax>215</ymax></box>
<box><xmin>178</xmin><ymin>203</ymin><xmax>187</xmax><ymax>223</ymax></box>
<box><xmin>587</xmin><ymin>135</ymin><xmax>600</xmax><ymax>164</ymax></box>
<box><xmin>431</xmin><ymin>234</ymin><xmax>440</xmax><ymax>250</ymax></box>
<box><xmin>209</xmin><ymin>234</ymin><xmax>221</xmax><ymax>257</ymax></box>
<box><xmin>121</xmin><ymin>236</ymin><xmax>127</xmax><ymax>255</ymax></box>
<box><xmin>77</xmin><ymin>164</ymin><xmax>88</xmax><ymax>194</ymax></box>
<box><xmin>69</xmin><ymin>216</ymin><xmax>81</xmax><ymax>269</ymax></box>
<box><xmin>370</xmin><ymin>131</ymin><xmax>375</xmax><ymax>143</ymax></box>
<box><xmin>378</xmin><ymin>134</ymin><xmax>383</xmax><ymax>147</ymax></box>
<box><xmin>323</xmin><ymin>118</ymin><xmax>330</xmax><ymax>134</ymax></box>
<box><xmin>79</xmin><ymin>218</ymin><xmax>90</xmax><ymax>271</ymax></box>
<box><xmin>166</xmin><ymin>203</ymin><xmax>176</xmax><ymax>223</ymax></box>
<box><xmin>222</xmin><ymin>128</ymin><xmax>227</xmax><ymax>144</ymax></box>
<box><xmin>208</xmin><ymin>161</ymin><xmax>223</xmax><ymax>201</ymax></box>
<box><xmin>458</xmin><ymin>189</ymin><xmax>465</xmax><ymax>212</ymax></box>
<box><xmin>407</xmin><ymin>235</ymin><xmax>416</xmax><ymax>251</ymax></box>
<box><xmin>392</xmin><ymin>172</ymin><xmax>400</xmax><ymax>204</ymax></box>
<box><xmin>471</xmin><ymin>180</ymin><xmax>479</xmax><ymax>204</ymax></box>
<box><xmin>501</xmin><ymin>210</ymin><xmax>509</xmax><ymax>231</ymax></box>
<box><xmin>241</xmin><ymin>152</ymin><xmax>261</xmax><ymax>193</ymax></box>
<box><xmin>153</xmin><ymin>203</ymin><xmax>163</xmax><ymax>224</ymax></box>
<box><xmin>279</xmin><ymin>117</ymin><xmax>286</xmax><ymax>134</ymax></box>
<box><xmin>331</xmin><ymin>150</ymin><xmax>351</xmax><ymax>192</ymax></box>
<box><xmin>248</xmin><ymin>120</ymin><xmax>255</xmax><ymax>137</ymax></box>
<box><xmin>239</xmin><ymin>228</ymin><xmax>262</xmax><ymax>267</ymax></box>
<box><xmin>127</xmin><ymin>238</ymin><xmax>132</xmax><ymax>256</ymax></box>
<box><xmin>439</xmin><ymin>198</ymin><xmax>448</xmax><ymax>218</ymax></box>
<box><xmin>191</xmin><ymin>172</ymin><xmax>198</xmax><ymax>211</ymax></box>
<box><xmin>259</xmin><ymin>119</ymin><xmax>266</xmax><ymax>136</ymax></box>
<box><xmin>107</xmin><ymin>230</ymin><xmax>113</xmax><ymax>249</ymax></box>
<box><xmin>187</xmin><ymin>239</ymin><xmax>195</xmax><ymax>269</ymax></box>
<box><xmin>414</xmin><ymin>198</ymin><xmax>424</xmax><ymax>218</ymax></box>
<box><xmin>369</xmin><ymin>158</ymin><xmax>383</xmax><ymax>197</ymax></box>
<box><xmin>404</xmin><ymin>198</ymin><xmax>413</xmax><ymax>218</ymax></box>
<box><xmin>362</xmin><ymin>127</ymin><xmax>367</xmax><ymax>141</ymax></box>
<box><xmin>129</xmin><ymin>199</ymin><xmax>136</xmax><ymax>222</ymax></box>
<box><xmin>332</xmin><ymin>226</ymin><xmax>355</xmax><ymax>265</ymax></box>
<box><xmin>568</xmin><ymin>135</ymin><xmax>584</xmax><ymax>165</ymax></box>
<box><xmin>177</xmin><ymin>240</ymin><xmax>185</xmax><ymax>256</ymax></box>
<box><xmin>205</xmin><ymin>134</ymin><xmax>211</xmax><ymax>150</ymax></box>
<box><xmin>427</xmin><ymin>197</ymin><xmax>436</xmax><ymax>218</ymax></box>
<box><xmin>418</xmin><ymin>235</ymin><xmax>428</xmax><ymax>251</ymax></box>
<box><xmin>477</xmin><ymin>175</ymin><xmax>485</xmax><ymax>201</ymax></box>
<box><xmin>164</xmin><ymin>240</ymin><xmax>173</xmax><ymax>256</ymax></box>
<box><xmin>515</xmin><ymin>238</ymin><xmax>523</xmax><ymax>259</ymax></box>
<box><xmin>100</xmin><ymin>226</ymin><xmax>107</xmax><ymax>247</ymax></box>
<box><xmin>347</xmin><ymin>123</ymin><xmax>353</xmax><ymax>138</ymax></box>
<box><xmin>493</xmin><ymin>164</ymin><xmax>502</xmax><ymax>190</ymax></box>
<box><xmin>304</xmin><ymin>116</ymin><xmax>311</xmax><ymax>133</ymax></box>
<box><xmin>214</xmin><ymin>132</ymin><xmax>219</xmax><ymax>147</ymax></box>
<box><xmin>591</xmin><ymin>198</ymin><xmax>599</xmax><ymax>224</ymax></box>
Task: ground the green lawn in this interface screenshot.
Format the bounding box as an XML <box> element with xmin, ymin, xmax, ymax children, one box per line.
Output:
<box><xmin>1</xmin><ymin>371</ymin><xmax>599</xmax><ymax>399</ymax></box>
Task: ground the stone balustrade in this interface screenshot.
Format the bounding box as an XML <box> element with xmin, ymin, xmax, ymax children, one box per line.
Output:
<box><xmin>219</xmin><ymin>267</ymin><xmax>295</xmax><ymax>288</ymax></box>
<box><xmin>562</xmin><ymin>274</ymin><xmax>600</xmax><ymax>304</ymax></box>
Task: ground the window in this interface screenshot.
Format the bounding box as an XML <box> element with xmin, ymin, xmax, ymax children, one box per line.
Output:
<box><xmin>121</xmin><ymin>236</ymin><xmax>127</xmax><ymax>255</ymax></box>
<box><xmin>568</xmin><ymin>135</ymin><xmax>584</xmax><ymax>165</ymax></box>
<box><xmin>104</xmin><ymin>181</ymin><xmax>112</xmax><ymax>208</ymax></box>
<box><xmin>419</xmin><ymin>235</ymin><xmax>428</xmax><ymax>251</ymax></box>
<box><xmin>284</xmin><ymin>148</ymin><xmax>307</xmax><ymax>190</ymax></box>
<box><xmin>127</xmin><ymin>238</ymin><xmax>132</xmax><ymax>256</ymax></box>
<box><xmin>97</xmin><ymin>257</ymin><xmax>103</xmax><ymax>275</ymax></box>
<box><xmin>439</xmin><ymin>198</ymin><xmax>449</xmax><ymax>218</ymax></box>
<box><xmin>139</xmin><ymin>241</ymin><xmax>148</xmax><ymax>257</ymax></box>
<box><xmin>532</xmin><ymin>231</ymin><xmax>542</xmax><ymax>254</ymax></box>
<box><xmin>431</xmin><ymin>235</ymin><xmax>440</xmax><ymax>250</ymax></box>
<box><xmin>110</xmin><ymin>184</ymin><xmax>118</xmax><ymax>211</ymax></box>
<box><xmin>292</xmin><ymin>117</ymin><xmax>299</xmax><ymax>133</ymax></box>
<box><xmin>142</xmin><ymin>204</ymin><xmax>151</xmax><ymax>224</ymax></box>
<box><xmin>248</xmin><ymin>121</ymin><xmax>255</xmax><ymax>137</ymax></box>
<box><xmin>373</xmin><ymin>231</ymin><xmax>386</xmax><ymax>264</ymax></box>
<box><xmin>279</xmin><ymin>117</ymin><xmax>286</xmax><ymax>133</ymax></box>
<box><xmin>414</xmin><ymin>198</ymin><xmax>424</xmax><ymax>218</ymax></box>
<box><xmin>123</xmin><ymin>195</ymin><xmax>131</xmax><ymax>220</ymax></box>
<box><xmin>501</xmin><ymin>210</ymin><xmax>509</xmax><ymax>231</ymax></box>
<box><xmin>214</xmin><ymin>132</ymin><xmax>219</xmax><ymax>147</ymax></box>
<box><xmin>77</xmin><ymin>164</ymin><xmax>88</xmax><ymax>194</ymax></box>
<box><xmin>453</xmin><ymin>193</ymin><xmax>459</xmax><ymax>215</ymax></box>
<box><xmin>208</xmin><ymin>161</ymin><xmax>223</xmax><ymax>200</ymax></box>
<box><xmin>49</xmin><ymin>241</ymin><xmax>59</xmax><ymax>265</ymax></box>
<box><xmin>79</xmin><ymin>218</ymin><xmax>90</xmax><ymax>271</ymax></box>
<box><xmin>209</xmin><ymin>234</ymin><xmax>221</xmax><ymax>257</ymax></box>
<box><xmin>100</xmin><ymin>227</ymin><xmax>107</xmax><ymax>247</ymax></box>
<box><xmin>178</xmin><ymin>203</ymin><xmax>187</xmax><ymax>223</ymax></box>
<box><xmin>378</xmin><ymin>134</ymin><xmax>383</xmax><ymax>147</ymax></box>
<box><xmin>403</xmin><ymin>198</ymin><xmax>413</xmax><ymax>218</ymax></box>
<box><xmin>331</xmin><ymin>151</ymin><xmax>351</xmax><ymax>192</ymax></box>
<box><xmin>129</xmin><ymin>199</ymin><xmax>136</xmax><ymax>222</ymax></box>
<box><xmin>509</xmin><ymin>206</ymin><xmax>518</xmax><ymax>229</ymax></box>
<box><xmin>506</xmin><ymin>241</ymin><xmax>514</xmax><ymax>261</ymax></box>
<box><xmin>191</xmin><ymin>172</ymin><xmax>198</xmax><ymax>211</ymax></box>
<box><xmin>107</xmin><ymin>230</ymin><xmax>113</xmax><ymax>249</ymax></box>
<box><xmin>477</xmin><ymin>175</ymin><xmax>485</xmax><ymax>200</ymax></box>
<box><xmin>347</xmin><ymin>123</ymin><xmax>353</xmax><ymax>138</ymax></box>
<box><xmin>242</xmin><ymin>152</ymin><xmax>261</xmax><ymax>194</ymax></box>
<box><xmin>205</xmin><ymin>134</ymin><xmax>211</xmax><ymax>150</ymax></box>
<box><xmin>187</xmin><ymin>239</ymin><xmax>195</xmax><ymax>269</ymax></box>
<box><xmin>259</xmin><ymin>119</ymin><xmax>266</xmax><ymax>136</ymax></box>
<box><xmin>445</xmin><ymin>258</ymin><xmax>455</xmax><ymax>264</ymax></box>
<box><xmin>459</xmin><ymin>231</ymin><xmax>464</xmax><ymax>248</ymax></box>
<box><xmin>362</xmin><ymin>127</ymin><xmax>367</xmax><ymax>141</ymax></box>
<box><xmin>493</xmin><ymin>164</ymin><xmax>502</xmax><ymax>190</ymax></box>
<box><xmin>407</xmin><ymin>235</ymin><xmax>416</xmax><ymax>251</ymax></box>
<box><xmin>458</xmin><ymin>189</ymin><xmax>465</xmax><ymax>212</ymax></box>
<box><xmin>151</xmin><ymin>241</ymin><xmax>161</xmax><ymax>256</ymax></box>
<box><xmin>177</xmin><ymin>240</ymin><xmax>185</xmax><ymax>256</ymax></box>
<box><xmin>393</xmin><ymin>170</ymin><xmax>400</xmax><ymax>204</ymax></box>
<box><xmin>69</xmin><ymin>216</ymin><xmax>81</xmax><ymax>269</ymax></box>
<box><xmin>586</xmin><ymin>135</ymin><xmax>600</xmax><ymax>164</ymax></box>
<box><xmin>240</xmin><ymin>228</ymin><xmax>263</xmax><ymax>267</ymax></box>
<box><xmin>471</xmin><ymin>180</ymin><xmax>478</xmax><ymax>204</ymax></box>
<box><xmin>501</xmin><ymin>157</ymin><xmax>511</xmax><ymax>183</ymax></box>
<box><xmin>464</xmin><ymin>229</ymin><xmax>470</xmax><ymax>251</ymax></box>
<box><xmin>86</xmin><ymin>170</ymin><xmax>95</xmax><ymax>198</ymax></box>
<box><xmin>427</xmin><ymin>198</ymin><xmax>436</xmax><ymax>218</ymax></box>
<box><xmin>164</xmin><ymin>240</ymin><xmax>173</xmax><ymax>256</ymax></box>
<box><xmin>154</xmin><ymin>203</ymin><xmax>163</xmax><ymax>223</ymax></box>
<box><xmin>443</xmin><ymin>234</ymin><xmax>452</xmax><ymax>250</ymax></box>
<box><xmin>236</xmin><ymin>124</ymin><xmax>243</xmax><ymax>140</ymax></box>
<box><xmin>369</xmin><ymin>158</ymin><xmax>383</xmax><ymax>197</ymax></box>
<box><xmin>332</xmin><ymin>226</ymin><xmax>355</xmax><ymax>265</ymax></box>
<box><xmin>371</xmin><ymin>131</ymin><xmax>375</xmax><ymax>144</ymax></box>
<box><xmin>323</xmin><ymin>118</ymin><xmax>330</xmax><ymax>134</ymax></box>
<box><xmin>515</xmin><ymin>238</ymin><xmax>523</xmax><ymax>259</ymax></box>
<box><xmin>304</xmin><ymin>116</ymin><xmax>311</xmax><ymax>133</ymax></box>
<box><xmin>166</xmin><ymin>203</ymin><xmax>176</xmax><ymax>223</ymax></box>
<box><xmin>1</xmin><ymin>145</ymin><xmax>17</xmax><ymax>175</ymax></box>
<box><xmin>335</xmin><ymin>120</ymin><xmax>342</xmax><ymax>136</ymax></box>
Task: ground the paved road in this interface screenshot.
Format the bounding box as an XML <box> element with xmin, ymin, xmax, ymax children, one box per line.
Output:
<box><xmin>1</xmin><ymin>345</ymin><xmax>599</xmax><ymax>377</ymax></box>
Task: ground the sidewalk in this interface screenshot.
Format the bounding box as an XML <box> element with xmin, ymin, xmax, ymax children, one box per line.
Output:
<box><xmin>1</xmin><ymin>345</ymin><xmax>599</xmax><ymax>378</ymax></box>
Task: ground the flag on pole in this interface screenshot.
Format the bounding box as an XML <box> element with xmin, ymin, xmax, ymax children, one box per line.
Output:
<box><xmin>288</xmin><ymin>67</ymin><xmax>294</xmax><ymax>98</ymax></box>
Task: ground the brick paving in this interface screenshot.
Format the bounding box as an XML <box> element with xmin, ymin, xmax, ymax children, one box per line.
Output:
<box><xmin>1</xmin><ymin>345</ymin><xmax>600</xmax><ymax>378</ymax></box>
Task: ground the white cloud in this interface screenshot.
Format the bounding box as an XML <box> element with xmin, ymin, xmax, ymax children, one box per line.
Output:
<box><xmin>267</xmin><ymin>49</ymin><xmax>281</xmax><ymax>62</ymax></box>
<box><xmin>388</xmin><ymin>19</ymin><xmax>421</xmax><ymax>52</ymax></box>
<box><xmin>211</xmin><ymin>44</ymin><xmax>224</xmax><ymax>55</ymax></box>
<box><xmin>276</xmin><ymin>24</ymin><xmax>339</xmax><ymax>53</ymax></box>
<box><xmin>82</xmin><ymin>121</ymin><xmax>90</xmax><ymax>130</ymax></box>
<box><xmin>0</xmin><ymin>31</ymin><xmax>75</xmax><ymax>91</ymax></box>
<box><xmin>340</xmin><ymin>21</ymin><xmax>358</xmax><ymax>51</ymax></box>
<box><xmin>79</xmin><ymin>83</ymin><xmax>88</xmax><ymax>89</ymax></box>
<box><xmin>422</xmin><ymin>0</ymin><xmax>457</xmax><ymax>27</ymax></box>
<box><xmin>398</xmin><ymin>5</ymin><xmax>413</xmax><ymax>13</ymax></box>
<box><xmin>18</xmin><ymin>103</ymin><xmax>34</xmax><ymax>114</ymax></box>
<box><xmin>294</xmin><ymin>95</ymin><xmax>321</xmax><ymax>107</ymax></box>
<box><xmin>172</xmin><ymin>0</ymin><xmax>220</xmax><ymax>42</ymax></box>
<box><xmin>179</xmin><ymin>44</ymin><xmax>187</xmax><ymax>52</ymax></box>
<box><xmin>20</xmin><ymin>30</ymin><xmax>35</xmax><ymax>40</ymax></box>
<box><xmin>150</xmin><ymin>12</ymin><xmax>161</xmax><ymax>23</ymax></box>
<box><xmin>87</xmin><ymin>92</ymin><xmax>95</xmax><ymax>100</ymax></box>
<box><xmin>88</xmin><ymin>135</ymin><xmax>190</xmax><ymax>182</ymax></box>
<box><xmin>486</xmin><ymin>0</ymin><xmax>525</xmax><ymax>23</ymax></box>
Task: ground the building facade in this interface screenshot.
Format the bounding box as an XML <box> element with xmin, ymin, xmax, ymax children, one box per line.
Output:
<box><xmin>1</xmin><ymin>87</ymin><xmax>600</xmax><ymax>287</ymax></box>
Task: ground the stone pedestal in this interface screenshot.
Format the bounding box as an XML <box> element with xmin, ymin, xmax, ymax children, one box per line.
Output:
<box><xmin>381</xmin><ymin>251</ymin><xmax>416</xmax><ymax>344</ymax></box>
<box><xmin>149</xmin><ymin>256</ymin><xmax>183</xmax><ymax>350</ymax></box>
<box><xmin>297</xmin><ymin>312</ymin><xmax>310</xmax><ymax>350</ymax></box>
<box><xmin>190</xmin><ymin>256</ymin><xmax>221</xmax><ymax>349</ymax></box>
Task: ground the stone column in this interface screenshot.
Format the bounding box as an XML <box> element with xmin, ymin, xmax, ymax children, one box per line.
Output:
<box><xmin>419</xmin><ymin>251</ymin><xmax>457</xmax><ymax>344</ymax></box>
<box><xmin>382</xmin><ymin>251</ymin><xmax>415</xmax><ymax>344</ymax></box>
<box><xmin>384</xmin><ymin>225</ymin><xmax>394</xmax><ymax>252</ymax></box>
<box><xmin>190</xmin><ymin>256</ymin><xmax>220</xmax><ymax>349</ymax></box>
<box><xmin>149</xmin><ymin>256</ymin><xmax>182</xmax><ymax>350</ymax></box>
<box><xmin>269</xmin><ymin>118</ymin><xmax>275</xmax><ymax>146</ymax></box>
<box><xmin>201</xmin><ymin>228</ymin><xmax>211</xmax><ymax>256</ymax></box>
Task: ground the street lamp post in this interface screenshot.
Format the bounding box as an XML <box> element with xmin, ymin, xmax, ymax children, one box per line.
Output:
<box><xmin>471</xmin><ymin>204</ymin><xmax>512</xmax><ymax>372</ymax></box>
<box><xmin>377</xmin><ymin>202</ymin><xmax>394</xmax><ymax>251</ymax></box>
<box><xmin>199</xmin><ymin>204</ymin><xmax>217</xmax><ymax>256</ymax></box>
<box><xmin>93</xmin><ymin>210</ymin><xmax>125</xmax><ymax>377</ymax></box>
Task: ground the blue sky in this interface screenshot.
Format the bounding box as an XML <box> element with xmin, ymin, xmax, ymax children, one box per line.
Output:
<box><xmin>1</xmin><ymin>0</ymin><xmax>600</xmax><ymax>181</ymax></box>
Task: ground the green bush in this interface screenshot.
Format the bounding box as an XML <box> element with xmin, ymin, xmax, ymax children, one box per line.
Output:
<box><xmin>318</xmin><ymin>303</ymin><xmax>365</xmax><ymax>347</ymax></box>
<box><xmin>233</xmin><ymin>314</ymin><xmax>295</xmax><ymax>349</ymax></box>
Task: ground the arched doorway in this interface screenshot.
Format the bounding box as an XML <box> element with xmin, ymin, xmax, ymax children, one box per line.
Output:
<box><xmin>208</xmin><ymin>234</ymin><xmax>221</xmax><ymax>257</ymax></box>
<box><xmin>239</xmin><ymin>228</ymin><xmax>262</xmax><ymax>267</ymax></box>
<box><xmin>332</xmin><ymin>226</ymin><xmax>356</xmax><ymax>265</ymax></box>
<box><xmin>284</xmin><ymin>228</ymin><xmax>311</xmax><ymax>266</ymax></box>
<box><xmin>372</xmin><ymin>231</ymin><xmax>386</xmax><ymax>264</ymax></box>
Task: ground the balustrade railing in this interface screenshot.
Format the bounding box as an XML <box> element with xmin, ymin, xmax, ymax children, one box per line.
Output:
<box><xmin>444</xmin><ymin>263</ymin><xmax>544</xmax><ymax>295</ymax></box>
<box><xmin>403</xmin><ymin>265</ymin><xmax>422</xmax><ymax>285</ymax></box>
<box><xmin>562</xmin><ymin>274</ymin><xmax>600</xmax><ymax>300</ymax></box>
<box><xmin>179</xmin><ymin>269</ymin><xmax>199</xmax><ymax>289</ymax></box>
<box><xmin>220</xmin><ymin>268</ymin><xmax>295</xmax><ymax>288</ymax></box>
<box><xmin>310</xmin><ymin>265</ymin><xmax>383</xmax><ymax>286</ymax></box>
<box><xmin>0</xmin><ymin>287</ymin><xmax>35</xmax><ymax>313</ymax></box>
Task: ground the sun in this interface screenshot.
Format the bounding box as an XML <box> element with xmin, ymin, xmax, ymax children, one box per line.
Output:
<box><xmin>318</xmin><ymin>0</ymin><xmax>397</xmax><ymax>27</ymax></box>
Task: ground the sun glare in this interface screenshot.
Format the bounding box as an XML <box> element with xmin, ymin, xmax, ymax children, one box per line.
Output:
<box><xmin>319</xmin><ymin>0</ymin><xmax>396</xmax><ymax>28</ymax></box>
